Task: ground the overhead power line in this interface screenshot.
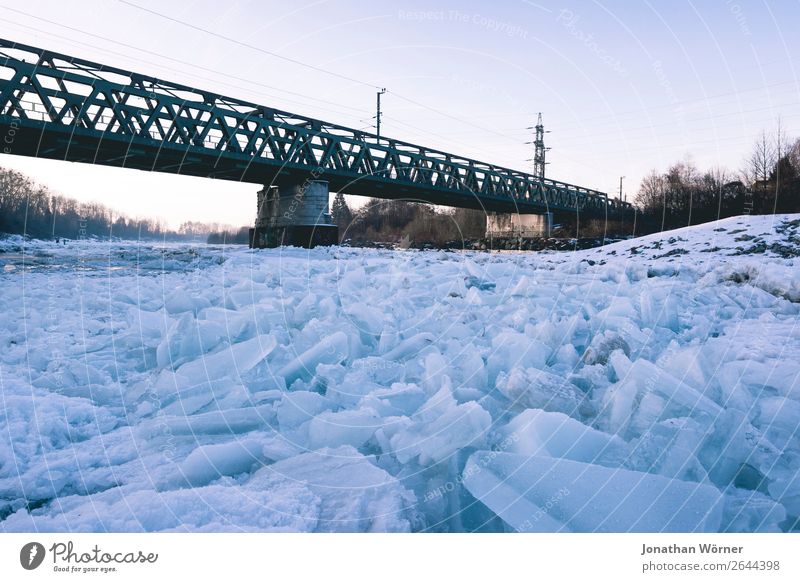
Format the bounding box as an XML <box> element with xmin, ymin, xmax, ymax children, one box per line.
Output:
<box><xmin>0</xmin><ymin>8</ymin><xmax>525</xmax><ymax>167</ymax></box>
<box><xmin>116</xmin><ymin>0</ymin><xmax>524</xmax><ymax>145</ymax></box>
<box><xmin>0</xmin><ymin>8</ymin><xmax>373</xmax><ymax>117</ymax></box>
<box><xmin>117</xmin><ymin>0</ymin><xmax>384</xmax><ymax>90</ymax></box>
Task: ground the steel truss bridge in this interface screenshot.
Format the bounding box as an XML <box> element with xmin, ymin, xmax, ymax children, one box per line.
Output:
<box><xmin>0</xmin><ymin>38</ymin><xmax>632</xmax><ymax>217</ymax></box>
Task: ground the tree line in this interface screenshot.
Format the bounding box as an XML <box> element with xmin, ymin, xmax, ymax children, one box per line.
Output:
<box><xmin>635</xmin><ymin>125</ymin><xmax>800</xmax><ymax>230</ymax></box>
<box><xmin>333</xmin><ymin>124</ymin><xmax>800</xmax><ymax>243</ymax></box>
<box><xmin>0</xmin><ymin>166</ymin><xmax>244</xmax><ymax>242</ymax></box>
<box><xmin>5</xmin><ymin>124</ymin><xmax>797</xmax><ymax>246</ymax></box>
<box><xmin>206</xmin><ymin>227</ymin><xmax>251</xmax><ymax>245</ymax></box>
<box><xmin>331</xmin><ymin>192</ymin><xmax>487</xmax><ymax>244</ymax></box>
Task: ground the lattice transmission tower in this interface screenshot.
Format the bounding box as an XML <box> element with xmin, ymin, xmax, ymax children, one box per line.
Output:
<box><xmin>532</xmin><ymin>112</ymin><xmax>550</xmax><ymax>180</ymax></box>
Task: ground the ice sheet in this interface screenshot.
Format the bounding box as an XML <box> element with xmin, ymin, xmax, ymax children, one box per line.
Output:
<box><xmin>2</xmin><ymin>214</ymin><xmax>799</xmax><ymax>532</ymax></box>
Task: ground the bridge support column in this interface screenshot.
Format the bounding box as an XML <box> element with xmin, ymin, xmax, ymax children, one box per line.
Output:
<box><xmin>249</xmin><ymin>180</ymin><xmax>338</xmax><ymax>248</ymax></box>
<box><xmin>486</xmin><ymin>212</ymin><xmax>552</xmax><ymax>239</ymax></box>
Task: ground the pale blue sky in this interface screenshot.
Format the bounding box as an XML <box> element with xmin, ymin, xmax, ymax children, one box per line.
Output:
<box><xmin>1</xmin><ymin>0</ymin><xmax>798</xmax><ymax>227</ymax></box>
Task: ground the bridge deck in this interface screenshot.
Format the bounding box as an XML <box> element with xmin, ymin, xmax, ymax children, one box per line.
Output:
<box><xmin>0</xmin><ymin>38</ymin><xmax>632</xmax><ymax>217</ymax></box>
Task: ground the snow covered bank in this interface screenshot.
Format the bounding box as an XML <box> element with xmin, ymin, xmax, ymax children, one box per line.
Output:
<box><xmin>1</xmin><ymin>214</ymin><xmax>798</xmax><ymax>532</ymax></box>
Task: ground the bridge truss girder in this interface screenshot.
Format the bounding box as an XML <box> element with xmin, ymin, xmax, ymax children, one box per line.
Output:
<box><xmin>0</xmin><ymin>38</ymin><xmax>632</xmax><ymax>218</ymax></box>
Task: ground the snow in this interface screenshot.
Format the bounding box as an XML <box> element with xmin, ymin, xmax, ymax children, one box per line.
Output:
<box><xmin>1</xmin><ymin>213</ymin><xmax>799</xmax><ymax>532</ymax></box>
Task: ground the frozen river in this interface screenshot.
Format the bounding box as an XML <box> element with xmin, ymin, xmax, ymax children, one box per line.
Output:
<box><xmin>1</xmin><ymin>214</ymin><xmax>799</xmax><ymax>532</ymax></box>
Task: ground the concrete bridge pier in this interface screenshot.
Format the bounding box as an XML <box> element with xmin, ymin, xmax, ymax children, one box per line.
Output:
<box><xmin>486</xmin><ymin>212</ymin><xmax>553</xmax><ymax>239</ymax></box>
<box><xmin>249</xmin><ymin>180</ymin><xmax>338</xmax><ymax>248</ymax></box>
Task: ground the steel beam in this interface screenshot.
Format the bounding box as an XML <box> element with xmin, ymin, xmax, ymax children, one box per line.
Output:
<box><xmin>0</xmin><ymin>38</ymin><xmax>633</xmax><ymax>218</ymax></box>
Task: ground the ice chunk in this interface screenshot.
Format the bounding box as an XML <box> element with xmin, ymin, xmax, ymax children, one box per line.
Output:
<box><xmin>175</xmin><ymin>334</ymin><xmax>277</xmax><ymax>384</ymax></box>
<box><xmin>754</xmin><ymin>396</ymin><xmax>800</xmax><ymax>450</ymax></box>
<box><xmin>600</xmin><ymin>356</ymin><xmax>722</xmax><ymax>437</ymax></box>
<box><xmin>278</xmin><ymin>331</ymin><xmax>349</xmax><ymax>385</ymax></box>
<box><xmin>156</xmin><ymin>313</ymin><xmax>228</xmax><ymax>369</ymax></box>
<box><xmin>422</xmin><ymin>351</ymin><xmax>450</xmax><ymax>395</ymax></box>
<box><xmin>626</xmin><ymin>392</ymin><xmax>668</xmax><ymax>437</ymax></box>
<box><xmin>597</xmin><ymin>296</ymin><xmax>637</xmax><ymax>320</ymax></box>
<box><xmin>552</xmin><ymin>343</ymin><xmax>579</xmax><ymax>369</ymax></box>
<box><xmin>338</xmin><ymin>265</ymin><xmax>367</xmax><ymax>294</ymax></box>
<box><xmin>359</xmin><ymin>382</ymin><xmax>428</xmax><ymax>417</ymax></box>
<box><xmin>175</xmin><ymin>438</ymin><xmax>266</xmax><ymax>487</ymax></box>
<box><xmin>495</xmin><ymin>367</ymin><xmax>586</xmax><ymax>417</ymax></box>
<box><xmin>608</xmin><ymin>349</ymin><xmax>633</xmax><ymax>379</ymax></box>
<box><xmin>377</xmin><ymin>326</ymin><xmax>399</xmax><ymax>354</ymax></box>
<box><xmin>2</xmin><ymin>480</ymin><xmax>320</xmax><ymax>532</ymax></box>
<box><xmin>700</xmin><ymin>409</ymin><xmax>779</xmax><ymax>489</ymax></box>
<box><xmin>501</xmin><ymin>409</ymin><xmax>629</xmax><ymax>467</ymax></box>
<box><xmin>487</xmin><ymin>332</ymin><xmax>549</xmax><ymax>384</ymax></box>
<box><xmin>385</xmin><ymin>387</ymin><xmax>491</xmax><ymax>466</ymax></box>
<box><xmin>627</xmin><ymin>418</ymin><xmax>709</xmax><ymax>483</ymax></box>
<box><xmin>461</xmin><ymin>257</ymin><xmax>484</xmax><ymax>278</ymax></box>
<box><xmin>0</xmin><ymin>384</ymin><xmax>119</xmax><ymax>475</ymax></box>
<box><xmin>137</xmin><ymin>405</ymin><xmax>276</xmax><ymax>438</ymax></box>
<box><xmin>247</xmin><ymin>446</ymin><xmax>416</xmax><ymax>532</ymax></box>
<box><xmin>721</xmin><ymin>488</ymin><xmax>787</xmax><ymax>533</ymax></box>
<box><xmin>165</xmin><ymin>289</ymin><xmax>211</xmax><ymax>315</ymax></box>
<box><xmin>147</xmin><ymin>374</ymin><xmax>254</xmax><ymax>416</ymax></box>
<box><xmin>764</xmin><ymin>452</ymin><xmax>800</xmax><ymax>516</ymax></box>
<box><xmin>451</xmin><ymin>344</ymin><xmax>488</xmax><ymax>395</ymax></box>
<box><xmin>344</xmin><ymin>304</ymin><xmax>385</xmax><ymax>343</ymax></box>
<box><xmin>718</xmin><ymin>359</ymin><xmax>800</xmax><ymax>400</ymax></box>
<box><xmin>583</xmin><ymin>331</ymin><xmax>631</xmax><ymax>365</ymax></box>
<box><xmin>148</xmin><ymin>337</ymin><xmax>276</xmax><ymax>413</ymax></box>
<box><xmin>463</xmin><ymin>452</ymin><xmax>724</xmax><ymax>532</ymax></box>
<box><xmin>352</xmin><ymin>356</ymin><xmax>406</xmax><ymax>385</ymax></box>
<box><xmin>509</xmin><ymin>275</ymin><xmax>532</xmax><ymax>297</ymax></box>
<box><xmin>223</xmin><ymin>282</ymin><xmax>272</xmax><ymax>311</ymax></box>
<box><xmin>276</xmin><ymin>391</ymin><xmax>334</xmax><ymax>431</ymax></box>
<box><xmin>639</xmin><ymin>284</ymin><xmax>680</xmax><ymax>331</ymax></box>
<box><xmin>318</xmin><ymin>355</ymin><xmax>406</xmax><ymax>407</ymax></box>
<box><xmin>657</xmin><ymin>344</ymin><xmax>712</xmax><ymax>392</ymax></box>
<box><xmin>292</xmin><ymin>292</ymin><xmax>319</xmax><ymax>326</ymax></box>
<box><xmin>382</xmin><ymin>332</ymin><xmax>436</xmax><ymax>362</ymax></box>
<box><xmin>464</xmin><ymin>275</ymin><xmax>495</xmax><ymax>291</ymax></box>
<box><xmin>307</xmin><ymin>408</ymin><xmax>380</xmax><ymax>449</ymax></box>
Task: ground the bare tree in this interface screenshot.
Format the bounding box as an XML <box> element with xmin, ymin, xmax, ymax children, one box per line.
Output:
<box><xmin>634</xmin><ymin>170</ymin><xmax>666</xmax><ymax>214</ymax></box>
<box><xmin>790</xmin><ymin>137</ymin><xmax>800</xmax><ymax>170</ymax></box>
<box><xmin>772</xmin><ymin>117</ymin><xmax>792</xmax><ymax>212</ymax></box>
<box><xmin>747</xmin><ymin>129</ymin><xmax>776</xmax><ymax>189</ymax></box>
